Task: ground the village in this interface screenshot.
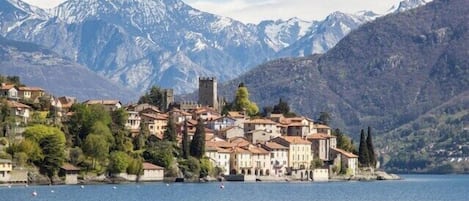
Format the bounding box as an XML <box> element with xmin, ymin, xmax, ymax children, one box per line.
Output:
<box><xmin>0</xmin><ymin>77</ymin><xmax>397</xmax><ymax>185</ymax></box>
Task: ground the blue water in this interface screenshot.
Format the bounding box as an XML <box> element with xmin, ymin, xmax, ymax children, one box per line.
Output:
<box><xmin>1</xmin><ymin>175</ymin><xmax>469</xmax><ymax>201</ymax></box>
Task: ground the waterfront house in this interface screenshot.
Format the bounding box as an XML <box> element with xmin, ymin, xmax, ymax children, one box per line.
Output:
<box><xmin>0</xmin><ymin>159</ymin><xmax>12</xmax><ymax>182</ymax></box>
<box><xmin>205</xmin><ymin>145</ymin><xmax>231</xmax><ymax>175</ymax></box>
<box><xmin>141</xmin><ymin>162</ymin><xmax>164</xmax><ymax>181</ymax></box>
<box><xmin>261</xmin><ymin>142</ymin><xmax>289</xmax><ymax>177</ymax></box>
<box><xmin>230</xmin><ymin>147</ymin><xmax>252</xmax><ymax>175</ymax></box>
<box><xmin>330</xmin><ymin>147</ymin><xmax>358</xmax><ymax>176</ymax></box>
<box><xmin>60</xmin><ymin>163</ymin><xmax>80</xmax><ymax>184</ymax></box>
<box><xmin>307</xmin><ymin>133</ymin><xmax>337</xmax><ymax>161</ymax></box>
<box><xmin>271</xmin><ymin>136</ymin><xmax>312</xmax><ymax>171</ymax></box>
<box><xmin>249</xmin><ymin>145</ymin><xmax>271</xmax><ymax>176</ymax></box>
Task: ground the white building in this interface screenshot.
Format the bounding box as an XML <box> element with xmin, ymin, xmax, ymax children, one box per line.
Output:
<box><xmin>262</xmin><ymin>142</ymin><xmax>289</xmax><ymax>177</ymax></box>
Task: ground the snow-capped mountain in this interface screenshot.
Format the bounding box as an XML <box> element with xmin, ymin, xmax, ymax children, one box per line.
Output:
<box><xmin>257</xmin><ymin>17</ymin><xmax>316</xmax><ymax>52</ymax></box>
<box><xmin>276</xmin><ymin>11</ymin><xmax>379</xmax><ymax>57</ymax></box>
<box><xmin>389</xmin><ymin>0</ymin><xmax>431</xmax><ymax>13</ymax></box>
<box><xmin>0</xmin><ymin>0</ymin><xmax>432</xmax><ymax>96</ymax></box>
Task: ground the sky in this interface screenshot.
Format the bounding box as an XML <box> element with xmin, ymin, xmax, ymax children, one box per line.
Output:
<box><xmin>22</xmin><ymin>0</ymin><xmax>404</xmax><ymax>23</ymax></box>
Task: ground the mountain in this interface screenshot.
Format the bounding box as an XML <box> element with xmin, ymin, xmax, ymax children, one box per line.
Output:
<box><xmin>0</xmin><ymin>0</ymin><xmax>431</xmax><ymax>95</ymax></box>
<box><xmin>217</xmin><ymin>0</ymin><xmax>469</xmax><ymax>171</ymax></box>
<box><xmin>2</xmin><ymin>0</ymin><xmax>274</xmax><ymax>94</ymax></box>
<box><xmin>0</xmin><ymin>36</ymin><xmax>138</xmax><ymax>102</ymax></box>
<box><xmin>275</xmin><ymin>11</ymin><xmax>379</xmax><ymax>57</ymax></box>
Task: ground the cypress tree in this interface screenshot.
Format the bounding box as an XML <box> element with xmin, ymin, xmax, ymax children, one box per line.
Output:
<box><xmin>182</xmin><ymin>120</ymin><xmax>190</xmax><ymax>159</ymax></box>
<box><xmin>366</xmin><ymin>126</ymin><xmax>376</xmax><ymax>168</ymax></box>
<box><xmin>358</xmin><ymin>129</ymin><xmax>369</xmax><ymax>167</ymax></box>
<box><xmin>163</xmin><ymin>114</ymin><xmax>177</xmax><ymax>142</ymax></box>
<box><xmin>190</xmin><ymin>118</ymin><xmax>205</xmax><ymax>159</ymax></box>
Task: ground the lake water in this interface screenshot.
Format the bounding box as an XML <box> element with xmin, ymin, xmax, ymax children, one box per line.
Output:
<box><xmin>1</xmin><ymin>174</ymin><xmax>469</xmax><ymax>201</ymax></box>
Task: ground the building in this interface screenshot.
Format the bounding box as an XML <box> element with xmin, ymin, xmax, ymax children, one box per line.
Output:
<box><xmin>0</xmin><ymin>159</ymin><xmax>12</xmax><ymax>182</ymax></box>
<box><xmin>205</xmin><ymin>146</ymin><xmax>231</xmax><ymax>176</ymax></box>
<box><xmin>6</xmin><ymin>100</ymin><xmax>31</xmax><ymax>124</ymax></box>
<box><xmin>140</xmin><ymin>162</ymin><xmax>164</xmax><ymax>181</ymax></box>
<box><xmin>83</xmin><ymin>100</ymin><xmax>122</xmax><ymax>111</ymax></box>
<box><xmin>330</xmin><ymin>148</ymin><xmax>358</xmax><ymax>176</ymax></box>
<box><xmin>206</xmin><ymin>116</ymin><xmax>236</xmax><ymax>131</ymax></box>
<box><xmin>17</xmin><ymin>86</ymin><xmax>45</xmax><ymax>101</ymax></box>
<box><xmin>244</xmin><ymin>118</ymin><xmax>280</xmax><ymax>137</ymax></box>
<box><xmin>140</xmin><ymin>113</ymin><xmax>168</xmax><ymax>136</ymax></box>
<box><xmin>307</xmin><ymin>133</ymin><xmax>337</xmax><ymax>161</ymax></box>
<box><xmin>271</xmin><ymin>136</ymin><xmax>312</xmax><ymax>171</ymax></box>
<box><xmin>60</xmin><ymin>163</ymin><xmax>80</xmax><ymax>184</ymax></box>
<box><xmin>249</xmin><ymin>145</ymin><xmax>271</xmax><ymax>176</ymax></box>
<box><xmin>125</xmin><ymin>111</ymin><xmax>141</xmax><ymax>133</ymax></box>
<box><xmin>230</xmin><ymin>147</ymin><xmax>252</xmax><ymax>175</ymax></box>
<box><xmin>162</xmin><ymin>89</ymin><xmax>174</xmax><ymax>112</ymax></box>
<box><xmin>0</xmin><ymin>83</ymin><xmax>18</xmax><ymax>100</ymax></box>
<box><xmin>245</xmin><ymin>129</ymin><xmax>279</xmax><ymax>144</ymax></box>
<box><xmin>261</xmin><ymin>142</ymin><xmax>288</xmax><ymax>177</ymax></box>
<box><xmin>198</xmin><ymin>77</ymin><xmax>218</xmax><ymax>110</ymax></box>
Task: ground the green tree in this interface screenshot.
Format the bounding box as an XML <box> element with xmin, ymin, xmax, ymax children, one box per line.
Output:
<box><xmin>190</xmin><ymin>119</ymin><xmax>205</xmax><ymax>159</ymax></box>
<box><xmin>273</xmin><ymin>98</ymin><xmax>296</xmax><ymax>117</ymax></box>
<box><xmin>67</xmin><ymin>104</ymin><xmax>111</xmax><ymax>146</ymax></box>
<box><xmin>332</xmin><ymin>128</ymin><xmax>356</xmax><ymax>153</ymax></box>
<box><xmin>69</xmin><ymin>147</ymin><xmax>85</xmax><ymax>166</ymax></box>
<box><xmin>163</xmin><ymin>114</ymin><xmax>177</xmax><ymax>142</ymax></box>
<box><xmin>127</xmin><ymin>157</ymin><xmax>143</xmax><ymax>175</ymax></box>
<box><xmin>232</xmin><ymin>84</ymin><xmax>259</xmax><ymax>116</ymax></box>
<box><xmin>199</xmin><ymin>157</ymin><xmax>213</xmax><ymax>178</ymax></box>
<box><xmin>38</xmin><ymin>133</ymin><xmax>66</xmax><ymax>184</ymax></box>
<box><xmin>181</xmin><ymin>120</ymin><xmax>190</xmax><ymax>159</ymax></box>
<box><xmin>83</xmin><ymin>134</ymin><xmax>110</xmax><ymax>169</ymax></box>
<box><xmin>138</xmin><ymin>86</ymin><xmax>164</xmax><ymax>109</ymax></box>
<box><xmin>366</xmin><ymin>126</ymin><xmax>376</xmax><ymax>168</ymax></box>
<box><xmin>358</xmin><ymin>129</ymin><xmax>369</xmax><ymax>167</ymax></box>
<box><xmin>108</xmin><ymin>151</ymin><xmax>130</xmax><ymax>174</ymax></box>
<box><xmin>143</xmin><ymin>145</ymin><xmax>174</xmax><ymax>169</ymax></box>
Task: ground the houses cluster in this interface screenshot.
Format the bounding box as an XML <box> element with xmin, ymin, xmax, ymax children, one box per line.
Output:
<box><xmin>0</xmin><ymin>77</ymin><xmax>358</xmax><ymax>183</ymax></box>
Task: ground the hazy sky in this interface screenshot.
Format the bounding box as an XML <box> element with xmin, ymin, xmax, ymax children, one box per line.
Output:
<box><xmin>22</xmin><ymin>0</ymin><xmax>404</xmax><ymax>23</ymax></box>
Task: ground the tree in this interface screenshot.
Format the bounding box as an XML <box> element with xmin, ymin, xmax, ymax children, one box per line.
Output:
<box><xmin>199</xmin><ymin>157</ymin><xmax>213</xmax><ymax>178</ymax></box>
<box><xmin>108</xmin><ymin>151</ymin><xmax>130</xmax><ymax>174</ymax></box>
<box><xmin>332</xmin><ymin>128</ymin><xmax>356</xmax><ymax>153</ymax></box>
<box><xmin>38</xmin><ymin>133</ymin><xmax>66</xmax><ymax>184</ymax></box>
<box><xmin>69</xmin><ymin>147</ymin><xmax>85</xmax><ymax>166</ymax></box>
<box><xmin>163</xmin><ymin>114</ymin><xmax>177</xmax><ymax>142</ymax></box>
<box><xmin>67</xmin><ymin>104</ymin><xmax>111</xmax><ymax>146</ymax></box>
<box><xmin>232</xmin><ymin>84</ymin><xmax>259</xmax><ymax>116</ymax></box>
<box><xmin>83</xmin><ymin>134</ymin><xmax>110</xmax><ymax>169</ymax></box>
<box><xmin>138</xmin><ymin>86</ymin><xmax>164</xmax><ymax>109</ymax></box>
<box><xmin>366</xmin><ymin>126</ymin><xmax>376</xmax><ymax>168</ymax></box>
<box><xmin>190</xmin><ymin>118</ymin><xmax>205</xmax><ymax>159</ymax></box>
<box><xmin>358</xmin><ymin>129</ymin><xmax>369</xmax><ymax>167</ymax></box>
<box><xmin>318</xmin><ymin>112</ymin><xmax>331</xmax><ymax>125</ymax></box>
<box><xmin>181</xmin><ymin>120</ymin><xmax>190</xmax><ymax>159</ymax></box>
<box><xmin>273</xmin><ymin>98</ymin><xmax>290</xmax><ymax>115</ymax></box>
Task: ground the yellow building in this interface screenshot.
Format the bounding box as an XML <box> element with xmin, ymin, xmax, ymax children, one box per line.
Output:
<box><xmin>271</xmin><ymin>136</ymin><xmax>312</xmax><ymax>170</ymax></box>
<box><xmin>0</xmin><ymin>159</ymin><xmax>12</xmax><ymax>182</ymax></box>
<box><xmin>230</xmin><ymin>147</ymin><xmax>252</xmax><ymax>175</ymax></box>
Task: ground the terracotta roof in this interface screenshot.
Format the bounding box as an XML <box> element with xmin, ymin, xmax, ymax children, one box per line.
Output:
<box><xmin>6</xmin><ymin>100</ymin><xmax>30</xmax><ymax>108</ymax></box>
<box><xmin>249</xmin><ymin>146</ymin><xmax>269</xmax><ymax>154</ymax></box>
<box><xmin>331</xmin><ymin>147</ymin><xmax>358</xmax><ymax>158</ymax></box>
<box><xmin>245</xmin><ymin>118</ymin><xmax>277</xmax><ymax>125</ymax></box>
<box><xmin>280</xmin><ymin>136</ymin><xmax>311</xmax><ymax>144</ymax></box>
<box><xmin>0</xmin><ymin>83</ymin><xmax>15</xmax><ymax>90</ymax></box>
<box><xmin>316</xmin><ymin>124</ymin><xmax>331</xmax><ymax>129</ymax></box>
<box><xmin>84</xmin><ymin>99</ymin><xmax>120</xmax><ymax>105</ymax></box>
<box><xmin>0</xmin><ymin>159</ymin><xmax>12</xmax><ymax>163</ymax></box>
<box><xmin>141</xmin><ymin>113</ymin><xmax>168</xmax><ymax>120</ymax></box>
<box><xmin>228</xmin><ymin>111</ymin><xmax>245</xmax><ymax>119</ymax></box>
<box><xmin>18</xmin><ymin>86</ymin><xmax>44</xmax><ymax>91</ymax></box>
<box><xmin>232</xmin><ymin>147</ymin><xmax>251</xmax><ymax>154</ymax></box>
<box><xmin>206</xmin><ymin>141</ymin><xmax>235</xmax><ymax>148</ymax></box>
<box><xmin>207</xmin><ymin>116</ymin><xmax>235</xmax><ymax>122</ymax></box>
<box><xmin>143</xmin><ymin>162</ymin><xmax>164</xmax><ymax>170</ymax></box>
<box><xmin>307</xmin><ymin>133</ymin><xmax>336</xmax><ymax>140</ymax></box>
<box><xmin>263</xmin><ymin>142</ymin><xmax>288</xmax><ymax>150</ymax></box>
<box><xmin>61</xmin><ymin>163</ymin><xmax>80</xmax><ymax>171</ymax></box>
<box><xmin>229</xmin><ymin>137</ymin><xmax>251</xmax><ymax>147</ymax></box>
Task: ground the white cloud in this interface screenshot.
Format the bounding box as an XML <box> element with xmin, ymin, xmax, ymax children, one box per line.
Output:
<box><xmin>22</xmin><ymin>0</ymin><xmax>404</xmax><ymax>23</ymax></box>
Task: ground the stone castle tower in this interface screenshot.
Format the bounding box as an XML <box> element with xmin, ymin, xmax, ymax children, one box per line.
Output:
<box><xmin>162</xmin><ymin>88</ymin><xmax>174</xmax><ymax>112</ymax></box>
<box><xmin>198</xmin><ymin>77</ymin><xmax>218</xmax><ymax>110</ymax></box>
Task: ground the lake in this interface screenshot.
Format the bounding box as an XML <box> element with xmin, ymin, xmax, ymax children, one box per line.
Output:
<box><xmin>1</xmin><ymin>174</ymin><xmax>469</xmax><ymax>201</ymax></box>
